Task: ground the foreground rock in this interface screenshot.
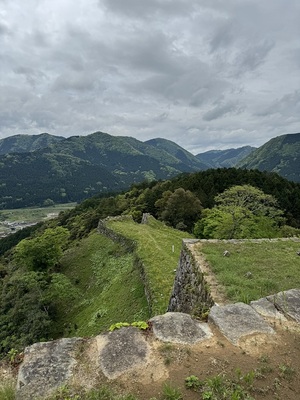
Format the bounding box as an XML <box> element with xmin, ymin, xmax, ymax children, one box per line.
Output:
<box><xmin>250</xmin><ymin>297</ymin><xmax>287</xmax><ymax>321</ymax></box>
<box><xmin>267</xmin><ymin>288</ymin><xmax>300</xmax><ymax>323</ymax></box>
<box><xmin>209</xmin><ymin>302</ymin><xmax>275</xmax><ymax>345</ymax></box>
<box><xmin>150</xmin><ymin>312</ymin><xmax>212</xmax><ymax>344</ymax></box>
<box><xmin>97</xmin><ymin>326</ymin><xmax>150</xmax><ymax>379</ymax></box>
<box><xmin>17</xmin><ymin>338</ymin><xmax>83</xmax><ymax>400</ymax></box>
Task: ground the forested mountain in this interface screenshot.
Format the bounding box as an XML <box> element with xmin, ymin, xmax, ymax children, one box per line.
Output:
<box><xmin>0</xmin><ymin>132</ymin><xmax>64</xmax><ymax>155</ymax></box>
<box><xmin>238</xmin><ymin>133</ymin><xmax>300</xmax><ymax>182</ymax></box>
<box><xmin>0</xmin><ymin>151</ymin><xmax>121</xmax><ymax>208</ymax></box>
<box><xmin>0</xmin><ymin>131</ymin><xmax>208</xmax><ymax>209</ymax></box>
<box><xmin>0</xmin><ymin>131</ymin><xmax>300</xmax><ymax>209</ymax></box>
<box><xmin>196</xmin><ymin>146</ymin><xmax>255</xmax><ymax>168</ymax></box>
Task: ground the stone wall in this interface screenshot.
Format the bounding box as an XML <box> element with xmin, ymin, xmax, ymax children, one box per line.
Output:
<box><xmin>168</xmin><ymin>239</ymin><xmax>214</xmax><ymax>316</ymax></box>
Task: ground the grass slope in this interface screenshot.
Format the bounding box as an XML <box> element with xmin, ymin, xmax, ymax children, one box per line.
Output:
<box><xmin>107</xmin><ymin>216</ymin><xmax>193</xmax><ymax>315</ymax></box>
<box><xmin>201</xmin><ymin>240</ymin><xmax>300</xmax><ymax>303</ymax></box>
<box><xmin>52</xmin><ymin>231</ymin><xmax>149</xmax><ymax>338</ymax></box>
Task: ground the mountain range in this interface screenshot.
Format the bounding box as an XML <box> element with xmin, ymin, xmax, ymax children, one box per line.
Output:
<box><xmin>0</xmin><ymin>131</ymin><xmax>299</xmax><ymax>209</ymax></box>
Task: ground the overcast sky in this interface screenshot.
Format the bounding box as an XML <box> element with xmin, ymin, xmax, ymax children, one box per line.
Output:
<box><xmin>0</xmin><ymin>0</ymin><xmax>299</xmax><ymax>153</ymax></box>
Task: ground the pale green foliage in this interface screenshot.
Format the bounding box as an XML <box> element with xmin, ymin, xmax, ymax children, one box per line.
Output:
<box><xmin>131</xmin><ymin>321</ymin><xmax>149</xmax><ymax>330</ymax></box>
<box><xmin>195</xmin><ymin>185</ymin><xmax>284</xmax><ymax>239</ymax></box>
<box><xmin>109</xmin><ymin>322</ymin><xmax>130</xmax><ymax>331</ymax></box>
<box><xmin>14</xmin><ymin>227</ymin><xmax>69</xmax><ymax>271</ymax></box>
<box><xmin>109</xmin><ymin>321</ymin><xmax>149</xmax><ymax>331</ymax></box>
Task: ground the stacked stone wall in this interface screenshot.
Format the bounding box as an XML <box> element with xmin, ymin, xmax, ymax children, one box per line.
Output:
<box><xmin>168</xmin><ymin>239</ymin><xmax>214</xmax><ymax>316</ymax></box>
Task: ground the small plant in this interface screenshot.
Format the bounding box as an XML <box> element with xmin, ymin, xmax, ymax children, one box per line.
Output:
<box><xmin>241</xmin><ymin>370</ymin><xmax>256</xmax><ymax>388</ymax></box>
<box><xmin>131</xmin><ymin>321</ymin><xmax>149</xmax><ymax>330</ymax></box>
<box><xmin>185</xmin><ymin>371</ymin><xmax>256</xmax><ymax>400</ymax></box>
<box><xmin>109</xmin><ymin>321</ymin><xmax>149</xmax><ymax>331</ymax></box>
<box><xmin>7</xmin><ymin>348</ymin><xmax>18</xmax><ymax>364</ymax></box>
<box><xmin>162</xmin><ymin>383</ymin><xmax>183</xmax><ymax>400</ymax></box>
<box><xmin>205</xmin><ymin>375</ymin><xmax>226</xmax><ymax>396</ymax></box>
<box><xmin>185</xmin><ymin>375</ymin><xmax>203</xmax><ymax>390</ymax></box>
<box><xmin>279</xmin><ymin>363</ymin><xmax>296</xmax><ymax>381</ymax></box>
<box><xmin>109</xmin><ymin>322</ymin><xmax>130</xmax><ymax>331</ymax></box>
<box><xmin>257</xmin><ymin>355</ymin><xmax>275</xmax><ymax>374</ymax></box>
<box><xmin>259</xmin><ymin>354</ymin><xmax>270</xmax><ymax>364</ymax></box>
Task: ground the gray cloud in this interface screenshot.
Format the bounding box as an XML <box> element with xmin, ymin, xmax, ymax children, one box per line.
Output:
<box><xmin>0</xmin><ymin>0</ymin><xmax>299</xmax><ymax>152</ymax></box>
<box><xmin>203</xmin><ymin>101</ymin><xmax>243</xmax><ymax>121</ymax></box>
<box><xmin>101</xmin><ymin>0</ymin><xmax>197</xmax><ymax>19</ymax></box>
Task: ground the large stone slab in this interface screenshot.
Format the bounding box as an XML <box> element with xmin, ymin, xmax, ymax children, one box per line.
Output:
<box><xmin>16</xmin><ymin>337</ymin><xmax>83</xmax><ymax>400</ymax></box>
<box><xmin>267</xmin><ymin>289</ymin><xmax>300</xmax><ymax>323</ymax></box>
<box><xmin>250</xmin><ymin>298</ymin><xmax>287</xmax><ymax>321</ymax></box>
<box><xmin>98</xmin><ymin>326</ymin><xmax>150</xmax><ymax>379</ymax></box>
<box><xmin>150</xmin><ymin>312</ymin><xmax>212</xmax><ymax>344</ymax></box>
<box><xmin>209</xmin><ymin>303</ymin><xmax>275</xmax><ymax>345</ymax></box>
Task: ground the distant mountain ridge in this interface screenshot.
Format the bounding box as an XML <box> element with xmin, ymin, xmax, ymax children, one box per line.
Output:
<box><xmin>0</xmin><ymin>131</ymin><xmax>210</xmax><ymax>209</ymax></box>
<box><xmin>0</xmin><ymin>132</ymin><xmax>64</xmax><ymax>155</ymax></box>
<box><xmin>196</xmin><ymin>146</ymin><xmax>256</xmax><ymax>168</ymax></box>
<box><xmin>0</xmin><ymin>131</ymin><xmax>299</xmax><ymax>209</ymax></box>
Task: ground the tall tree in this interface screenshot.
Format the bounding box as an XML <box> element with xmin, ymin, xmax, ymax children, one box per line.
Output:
<box><xmin>155</xmin><ymin>188</ymin><xmax>202</xmax><ymax>231</ymax></box>
<box><xmin>194</xmin><ymin>185</ymin><xmax>284</xmax><ymax>239</ymax></box>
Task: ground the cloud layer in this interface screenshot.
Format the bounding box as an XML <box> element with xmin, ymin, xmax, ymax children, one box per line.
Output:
<box><xmin>0</xmin><ymin>0</ymin><xmax>299</xmax><ymax>152</ymax></box>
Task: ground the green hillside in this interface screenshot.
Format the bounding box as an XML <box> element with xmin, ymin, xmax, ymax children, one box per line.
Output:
<box><xmin>21</xmin><ymin>217</ymin><xmax>192</xmax><ymax>341</ymax></box>
<box><xmin>53</xmin><ymin>230</ymin><xmax>149</xmax><ymax>338</ymax></box>
<box><xmin>238</xmin><ymin>133</ymin><xmax>300</xmax><ymax>182</ymax></box>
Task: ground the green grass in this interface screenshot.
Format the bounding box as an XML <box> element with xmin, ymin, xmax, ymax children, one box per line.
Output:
<box><xmin>45</xmin><ymin>384</ymin><xmax>139</xmax><ymax>400</ymax></box>
<box><xmin>107</xmin><ymin>216</ymin><xmax>193</xmax><ymax>315</ymax></box>
<box><xmin>52</xmin><ymin>231</ymin><xmax>149</xmax><ymax>338</ymax></box>
<box><xmin>201</xmin><ymin>240</ymin><xmax>300</xmax><ymax>303</ymax></box>
<box><xmin>0</xmin><ymin>379</ymin><xmax>15</xmax><ymax>400</ymax></box>
<box><xmin>185</xmin><ymin>370</ymin><xmax>257</xmax><ymax>399</ymax></box>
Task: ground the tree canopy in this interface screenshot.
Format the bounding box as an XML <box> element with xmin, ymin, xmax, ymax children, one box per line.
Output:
<box><xmin>14</xmin><ymin>227</ymin><xmax>69</xmax><ymax>271</ymax></box>
<box><xmin>194</xmin><ymin>185</ymin><xmax>285</xmax><ymax>239</ymax></box>
<box><xmin>155</xmin><ymin>188</ymin><xmax>202</xmax><ymax>231</ymax></box>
